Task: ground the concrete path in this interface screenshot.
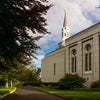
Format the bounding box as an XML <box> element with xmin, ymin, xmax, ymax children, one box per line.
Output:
<box><xmin>0</xmin><ymin>86</ymin><xmax>69</xmax><ymax>100</ymax></box>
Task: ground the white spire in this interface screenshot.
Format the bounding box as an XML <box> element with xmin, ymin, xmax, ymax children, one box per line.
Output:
<box><xmin>61</xmin><ymin>8</ymin><xmax>70</xmax><ymax>42</ymax></box>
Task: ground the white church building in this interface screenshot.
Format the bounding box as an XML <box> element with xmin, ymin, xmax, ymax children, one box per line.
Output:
<box><xmin>41</xmin><ymin>9</ymin><xmax>100</xmax><ymax>87</ymax></box>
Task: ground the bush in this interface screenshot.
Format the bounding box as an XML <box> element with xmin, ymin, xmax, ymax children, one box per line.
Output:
<box><xmin>23</xmin><ymin>81</ymin><xmax>41</xmax><ymax>86</ymax></box>
<box><xmin>42</xmin><ymin>82</ymin><xmax>58</xmax><ymax>86</ymax></box>
<box><xmin>91</xmin><ymin>81</ymin><xmax>100</xmax><ymax>88</ymax></box>
<box><xmin>41</xmin><ymin>82</ymin><xmax>58</xmax><ymax>88</ymax></box>
<box><xmin>58</xmin><ymin>74</ymin><xmax>86</xmax><ymax>90</ymax></box>
<box><xmin>23</xmin><ymin>82</ymin><xmax>58</xmax><ymax>87</ymax></box>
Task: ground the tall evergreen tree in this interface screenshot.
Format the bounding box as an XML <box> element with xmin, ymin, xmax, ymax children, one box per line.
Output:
<box><xmin>0</xmin><ymin>0</ymin><xmax>52</xmax><ymax>69</ymax></box>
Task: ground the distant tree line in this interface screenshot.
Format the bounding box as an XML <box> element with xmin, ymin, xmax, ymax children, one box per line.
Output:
<box><xmin>0</xmin><ymin>64</ymin><xmax>41</xmax><ymax>88</ymax></box>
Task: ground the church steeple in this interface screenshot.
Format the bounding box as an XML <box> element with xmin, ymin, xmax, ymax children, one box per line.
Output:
<box><xmin>61</xmin><ymin>8</ymin><xmax>70</xmax><ymax>42</ymax></box>
<box><xmin>63</xmin><ymin>8</ymin><xmax>67</xmax><ymax>27</ymax></box>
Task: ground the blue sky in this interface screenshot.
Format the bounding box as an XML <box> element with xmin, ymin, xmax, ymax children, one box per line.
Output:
<box><xmin>33</xmin><ymin>0</ymin><xmax>100</xmax><ymax>67</ymax></box>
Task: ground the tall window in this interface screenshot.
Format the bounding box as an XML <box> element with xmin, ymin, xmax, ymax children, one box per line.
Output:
<box><xmin>72</xmin><ymin>57</ymin><xmax>74</xmax><ymax>73</ymax></box>
<box><xmin>54</xmin><ymin>63</ymin><xmax>56</xmax><ymax>75</ymax></box>
<box><xmin>89</xmin><ymin>53</ymin><xmax>91</xmax><ymax>71</ymax></box>
<box><xmin>85</xmin><ymin>44</ymin><xmax>92</xmax><ymax>71</ymax></box>
<box><xmin>72</xmin><ymin>49</ymin><xmax>77</xmax><ymax>73</ymax></box>
<box><xmin>85</xmin><ymin>53</ymin><xmax>88</xmax><ymax>71</ymax></box>
<box><xmin>75</xmin><ymin>57</ymin><xmax>77</xmax><ymax>72</ymax></box>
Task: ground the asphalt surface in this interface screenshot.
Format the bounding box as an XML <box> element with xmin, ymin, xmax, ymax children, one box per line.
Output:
<box><xmin>0</xmin><ymin>86</ymin><xmax>69</xmax><ymax>100</ymax></box>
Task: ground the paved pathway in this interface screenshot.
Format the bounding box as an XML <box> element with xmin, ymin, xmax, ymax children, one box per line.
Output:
<box><xmin>0</xmin><ymin>86</ymin><xmax>69</xmax><ymax>100</ymax></box>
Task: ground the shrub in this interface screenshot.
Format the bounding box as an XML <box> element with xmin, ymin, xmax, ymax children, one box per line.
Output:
<box><xmin>91</xmin><ymin>80</ymin><xmax>100</xmax><ymax>88</ymax></box>
<box><xmin>23</xmin><ymin>81</ymin><xmax>41</xmax><ymax>86</ymax></box>
<box><xmin>41</xmin><ymin>82</ymin><xmax>58</xmax><ymax>88</ymax></box>
<box><xmin>42</xmin><ymin>82</ymin><xmax>58</xmax><ymax>86</ymax></box>
<box><xmin>58</xmin><ymin>74</ymin><xmax>86</xmax><ymax>90</ymax></box>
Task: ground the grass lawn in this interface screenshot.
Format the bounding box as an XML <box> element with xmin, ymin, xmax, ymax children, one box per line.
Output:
<box><xmin>33</xmin><ymin>86</ymin><xmax>100</xmax><ymax>100</ymax></box>
<box><xmin>0</xmin><ymin>87</ymin><xmax>16</xmax><ymax>97</ymax></box>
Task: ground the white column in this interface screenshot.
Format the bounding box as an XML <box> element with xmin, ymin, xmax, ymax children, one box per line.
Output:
<box><xmin>77</xmin><ymin>41</ymin><xmax>83</xmax><ymax>76</ymax></box>
<box><xmin>93</xmin><ymin>34</ymin><xmax>100</xmax><ymax>81</ymax></box>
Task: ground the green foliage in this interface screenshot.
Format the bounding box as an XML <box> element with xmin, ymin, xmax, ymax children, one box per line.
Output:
<box><xmin>0</xmin><ymin>0</ymin><xmax>52</xmax><ymax>69</ymax></box>
<box><xmin>23</xmin><ymin>81</ymin><xmax>41</xmax><ymax>86</ymax></box>
<box><xmin>41</xmin><ymin>82</ymin><xmax>58</xmax><ymax>88</ymax></box>
<box><xmin>0</xmin><ymin>72</ymin><xmax>8</xmax><ymax>86</ymax></box>
<box><xmin>0</xmin><ymin>79</ymin><xmax>6</xmax><ymax>86</ymax></box>
<box><xmin>58</xmin><ymin>74</ymin><xmax>86</xmax><ymax>90</ymax></box>
<box><xmin>0</xmin><ymin>87</ymin><xmax>15</xmax><ymax>97</ymax></box>
<box><xmin>0</xmin><ymin>68</ymin><xmax>22</xmax><ymax>87</ymax></box>
<box><xmin>22</xmin><ymin>82</ymin><xmax>58</xmax><ymax>87</ymax></box>
<box><xmin>91</xmin><ymin>80</ymin><xmax>100</xmax><ymax>88</ymax></box>
<box><xmin>17</xmin><ymin>65</ymin><xmax>41</xmax><ymax>83</ymax></box>
<box><xmin>0</xmin><ymin>63</ymin><xmax>41</xmax><ymax>87</ymax></box>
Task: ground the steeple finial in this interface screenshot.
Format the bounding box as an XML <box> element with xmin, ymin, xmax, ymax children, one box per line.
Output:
<box><xmin>64</xmin><ymin>8</ymin><xmax>66</xmax><ymax>14</ymax></box>
<box><xmin>63</xmin><ymin>8</ymin><xmax>67</xmax><ymax>27</ymax></box>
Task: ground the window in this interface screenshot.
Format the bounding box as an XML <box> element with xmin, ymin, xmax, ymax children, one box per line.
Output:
<box><xmin>72</xmin><ymin>49</ymin><xmax>77</xmax><ymax>55</ymax></box>
<box><xmin>72</xmin><ymin>57</ymin><xmax>74</xmax><ymax>73</ymax></box>
<box><xmin>86</xmin><ymin>44</ymin><xmax>91</xmax><ymax>51</ymax></box>
<box><xmin>89</xmin><ymin>53</ymin><xmax>91</xmax><ymax>71</ymax></box>
<box><xmin>54</xmin><ymin>63</ymin><xmax>56</xmax><ymax>75</ymax></box>
<box><xmin>72</xmin><ymin>49</ymin><xmax>77</xmax><ymax>73</ymax></box>
<box><xmin>85</xmin><ymin>53</ymin><xmax>88</xmax><ymax>71</ymax></box>
<box><xmin>75</xmin><ymin>57</ymin><xmax>77</xmax><ymax>72</ymax></box>
<box><xmin>85</xmin><ymin>44</ymin><xmax>92</xmax><ymax>71</ymax></box>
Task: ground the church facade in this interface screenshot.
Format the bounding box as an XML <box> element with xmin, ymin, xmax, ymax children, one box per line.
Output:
<box><xmin>41</xmin><ymin>9</ymin><xmax>100</xmax><ymax>87</ymax></box>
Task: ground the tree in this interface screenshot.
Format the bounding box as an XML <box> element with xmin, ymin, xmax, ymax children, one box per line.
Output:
<box><xmin>0</xmin><ymin>71</ymin><xmax>9</xmax><ymax>88</ymax></box>
<box><xmin>0</xmin><ymin>72</ymin><xmax>6</xmax><ymax>87</ymax></box>
<box><xmin>17</xmin><ymin>65</ymin><xmax>41</xmax><ymax>83</ymax></box>
<box><xmin>0</xmin><ymin>0</ymin><xmax>52</xmax><ymax>69</ymax></box>
<box><xmin>0</xmin><ymin>63</ymin><xmax>41</xmax><ymax>87</ymax></box>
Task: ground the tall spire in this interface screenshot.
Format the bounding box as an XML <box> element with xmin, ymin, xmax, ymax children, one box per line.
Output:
<box><xmin>63</xmin><ymin>8</ymin><xmax>67</xmax><ymax>27</ymax></box>
<box><xmin>59</xmin><ymin>8</ymin><xmax>70</xmax><ymax>48</ymax></box>
<box><xmin>61</xmin><ymin>8</ymin><xmax>70</xmax><ymax>43</ymax></box>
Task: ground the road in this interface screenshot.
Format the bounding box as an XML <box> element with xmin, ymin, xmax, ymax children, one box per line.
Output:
<box><xmin>0</xmin><ymin>86</ymin><xmax>69</xmax><ymax>100</ymax></box>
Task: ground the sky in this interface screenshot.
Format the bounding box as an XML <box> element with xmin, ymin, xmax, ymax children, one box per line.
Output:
<box><xmin>33</xmin><ymin>0</ymin><xmax>100</xmax><ymax>67</ymax></box>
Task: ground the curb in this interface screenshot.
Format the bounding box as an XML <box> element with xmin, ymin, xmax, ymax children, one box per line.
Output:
<box><xmin>0</xmin><ymin>87</ymin><xmax>16</xmax><ymax>99</ymax></box>
<box><xmin>31</xmin><ymin>87</ymin><xmax>77</xmax><ymax>100</ymax></box>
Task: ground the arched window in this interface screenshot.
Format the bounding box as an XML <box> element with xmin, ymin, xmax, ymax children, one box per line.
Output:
<box><xmin>72</xmin><ymin>49</ymin><xmax>77</xmax><ymax>73</ymax></box>
<box><xmin>85</xmin><ymin>44</ymin><xmax>92</xmax><ymax>71</ymax></box>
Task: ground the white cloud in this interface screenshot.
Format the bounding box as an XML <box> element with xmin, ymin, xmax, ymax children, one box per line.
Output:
<box><xmin>37</xmin><ymin>0</ymin><xmax>99</xmax><ymax>46</ymax></box>
<box><xmin>32</xmin><ymin>0</ymin><xmax>100</xmax><ymax>67</ymax></box>
<box><xmin>70</xmin><ymin>0</ymin><xmax>100</xmax><ymax>21</ymax></box>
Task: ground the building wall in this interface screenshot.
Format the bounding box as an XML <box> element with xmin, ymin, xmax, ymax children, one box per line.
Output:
<box><xmin>41</xmin><ymin>48</ymin><xmax>65</xmax><ymax>82</ymax></box>
<box><xmin>41</xmin><ymin>22</ymin><xmax>100</xmax><ymax>87</ymax></box>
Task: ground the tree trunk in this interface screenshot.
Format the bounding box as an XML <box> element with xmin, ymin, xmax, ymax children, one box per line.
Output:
<box><xmin>6</xmin><ymin>78</ymin><xmax>8</xmax><ymax>88</ymax></box>
<box><xmin>10</xmin><ymin>80</ymin><xmax>13</xmax><ymax>87</ymax></box>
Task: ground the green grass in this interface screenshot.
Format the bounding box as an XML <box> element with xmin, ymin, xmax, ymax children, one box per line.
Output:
<box><xmin>33</xmin><ymin>86</ymin><xmax>100</xmax><ymax>100</ymax></box>
<box><xmin>0</xmin><ymin>87</ymin><xmax>16</xmax><ymax>97</ymax></box>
